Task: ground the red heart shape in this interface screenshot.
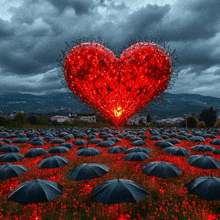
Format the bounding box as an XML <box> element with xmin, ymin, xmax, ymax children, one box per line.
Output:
<box><xmin>63</xmin><ymin>42</ymin><xmax>173</xmax><ymax>129</ymax></box>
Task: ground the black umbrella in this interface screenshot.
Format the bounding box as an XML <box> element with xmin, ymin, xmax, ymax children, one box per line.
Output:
<box><xmin>131</xmin><ymin>140</ymin><xmax>146</xmax><ymax>146</ymax></box>
<box><xmin>24</xmin><ymin>148</ymin><xmax>48</xmax><ymax>158</ymax></box>
<box><xmin>150</xmin><ymin>135</ymin><xmax>162</xmax><ymax>140</ymax></box>
<box><xmin>77</xmin><ymin>147</ymin><xmax>101</xmax><ymax>159</ymax></box>
<box><xmin>7</xmin><ymin>179</ymin><xmax>63</xmax><ymax>215</ymax></box>
<box><xmin>108</xmin><ymin>146</ymin><xmax>127</xmax><ymax>154</ymax></box>
<box><xmin>0</xmin><ymin>153</ymin><xmax>24</xmax><ymax>162</ymax></box>
<box><xmin>209</xmin><ymin>139</ymin><xmax>220</xmax><ymax>145</ymax></box>
<box><xmin>48</xmin><ymin>146</ymin><xmax>69</xmax><ymax>154</ymax></box>
<box><xmin>66</xmin><ymin>163</ymin><xmax>110</xmax><ymax>181</ymax></box>
<box><xmin>49</xmin><ymin>138</ymin><xmax>65</xmax><ymax>144</ymax></box>
<box><xmin>12</xmin><ymin>138</ymin><xmax>29</xmax><ymax>143</ymax></box>
<box><xmin>89</xmin><ymin>139</ymin><xmax>102</xmax><ymax>144</ymax></box>
<box><xmin>91</xmin><ymin>178</ymin><xmax>148</xmax><ymax>215</ymax></box>
<box><xmin>0</xmin><ymin>139</ymin><xmax>12</xmax><ymax>144</ymax></box>
<box><xmin>0</xmin><ymin>163</ymin><xmax>27</xmax><ymax>181</ymax></box>
<box><xmin>73</xmin><ymin>139</ymin><xmax>87</xmax><ymax>145</ymax></box>
<box><xmin>0</xmin><ymin>144</ymin><xmax>21</xmax><ymax>152</ymax></box>
<box><xmin>188</xmin><ymin>136</ymin><xmax>205</xmax><ymax>142</ymax></box>
<box><xmin>155</xmin><ymin>141</ymin><xmax>174</xmax><ymax>148</ymax></box>
<box><xmin>108</xmin><ymin>137</ymin><xmax>122</xmax><ymax>143</ymax></box>
<box><xmin>187</xmin><ymin>155</ymin><xmax>220</xmax><ymax>169</ymax></box>
<box><xmin>124</xmin><ymin>152</ymin><xmax>150</xmax><ymax>161</ymax></box>
<box><xmin>97</xmin><ymin>140</ymin><xmax>115</xmax><ymax>147</ymax></box>
<box><xmin>37</xmin><ymin>156</ymin><xmax>70</xmax><ymax>169</ymax></box>
<box><xmin>125</xmin><ymin>147</ymin><xmax>153</xmax><ymax>155</ymax></box>
<box><xmin>191</xmin><ymin>145</ymin><xmax>216</xmax><ymax>152</ymax></box>
<box><xmin>166</xmin><ymin>139</ymin><xmax>181</xmax><ymax>144</ymax></box>
<box><xmin>141</xmin><ymin>161</ymin><xmax>183</xmax><ymax>179</ymax></box>
<box><xmin>163</xmin><ymin>146</ymin><xmax>191</xmax><ymax>156</ymax></box>
<box><xmin>59</xmin><ymin>143</ymin><xmax>74</xmax><ymax>149</ymax></box>
<box><xmin>185</xmin><ymin>176</ymin><xmax>220</xmax><ymax>200</ymax></box>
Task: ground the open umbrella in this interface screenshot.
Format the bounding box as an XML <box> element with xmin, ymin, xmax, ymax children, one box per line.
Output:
<box><xmin>155</xmin><ymin>141</ymin><xmax>174</xmax><ymax>148</ymax></box>
<box><xmin>59</xmin><ymin>143</ymin><xmax>74</xmax><ymax>149</ymax></box>
<box><xmin>91</xmin><ymin>178</ymin><xmax>148</xmax><ymax>215</ymax></box>
<box><xmin>12</xmin><ymin>138</ymin><xmax>29</xmax><ymax>144</ymax></box>
<box><xmin>66</xmin><ymin>163</ymin><xmax>110</xmax><ymax>181</ymax></box>
<box><xmin>73</xmin><ymin>139</ymin><xmax>87</xmax><ymax>145</ymax></box>
<box><xmin>131</xmin><ymin>140</ymin><xmax>146</xmax><ymax>146</ymax></box>
<box><xmin>166</xmin><ymin>139</ymin><xmax>181</xmax><ymax>144</ymax></box>
<box><xmin>24</xmin><ymin>148</ymin><xmax>48</xmax><ymax>158</ymax></box>
<box><xmin>125</xmin><ymin>147</ymin><xmax>152</xmax><ymax>155</ymax></box>
<box><xmin>188</xmin><ymin>136</ymin><xmax>205</xmax><ymax>142</ymax></box>
<box><xmin>0</xmin><ymin>163</ymin><xmax>27</xmax><ymax>181</ymax></box>
<box><xmin>89</xmin><ymin>139</ymin><xmax>102</xmax><ymax>144</ymax></box>
<box><xmin>108</xmin><ymin>146</ymin><xmax>127</xmax><ymax>154</ymax></box>
<box><xmin>0</xmin><ymin>144</ymin><xmax>21</xmax><ymax>152</ymax></box>
<box><xmin>141</xmin><ymin>161</ymin><xmax>183</xmax><ymax>179</ymax></box>
<box><xmin>187</xmin><ymin>155</ymin><xmax>220</xmax><ymax>169</ymax></box>
<box><xmin>37</xmin><ymin>156</ymin><xmax>70</xmax><ymax>169</ymax></box>
<box><xmin>163</xmin><ymin>146</ymin><xmax>191</xmax><ymax>156</ymax></box>
<box><xmin>97</xmin><ymin>140</ymin><xmax>115</xmax><ymax>147</ymax></box>
<box><xmin>124</xmin><ymin>152</ymin><xmax>150</xmax><ymax>161</ymax></box>
<box><xmin>48</xmin><ymin>146</ymin><xmax>69</xmax><ymax>154</ymax></box>
<box><xmin>7</xmin><ymin>179</ymin><xmax>63</xmax><ymax>215</ymax></box>
<box><xmin>0</xmin><ymin>153</ymin><xmax>24</xmax><ymax>162</ymax></box>
<box><xmin>185</xmin><ymin>176</ymin><xmax>220</xmax><ymax>200</ymax></box>
<box><xmin>191</xmin><ymin>145</ymin><xmax>216</xmax><ymax>152</ymax></box>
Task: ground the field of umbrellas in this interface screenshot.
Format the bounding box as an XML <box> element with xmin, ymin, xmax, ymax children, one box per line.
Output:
<box><xmin>1</xmin><ymin>126</ymin><xmax>220</xmax><ymax>220</ymax></box>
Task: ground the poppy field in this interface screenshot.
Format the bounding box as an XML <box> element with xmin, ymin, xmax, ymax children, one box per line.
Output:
<box><xmin>1</xmin><ymin>127</ymin><xmax>220</xmax><ymax>220</ymax></box>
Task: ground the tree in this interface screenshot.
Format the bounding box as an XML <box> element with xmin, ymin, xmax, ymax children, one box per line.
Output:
<box><xmin>214</xmin><ymin>119</ymin><xmax>220</xmax><ymax>128</ymax></box>
<box><xmin>147</xmin><ymin>114</ymin><xmax>152</xmax><ymax>123</ymax></box>
<box><xmin>197</xmin><ymin>121</ymin><xmax>206</xmax><ymax>128</ymax></box>
<box><xmin>149</xmin><ymin>120</ymin><xmax>159</xmax><ymax>128</ymax></box>
<box><xmin>0</xmin><ymin>117</ymin><xmax>6</xmax><ymax>126</ymax></box>
<box><xmin>187</xmin><ymin>116</ymin><xmax>197</xmax><ymax>128</ymax></box>
<box><xmin>36</xmin><ymin>114</ymin><xmax>49</xmax><ymax>125</ymax></box>
<box><xmin>28</xmin><ymin>115</ymin><xmax>38</xmax><ymax>124</ymax></box>
<box><xmin>14</xmin><ymin>112</ymin><xmax>28</xmax><ymax>127</ymax></box>
<box><xmin>199</xmin><ymin>106</ymin><xmax>217</xmax><ymax>127</ymax></box>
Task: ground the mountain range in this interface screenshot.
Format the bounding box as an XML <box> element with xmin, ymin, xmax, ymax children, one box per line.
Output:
<box><xmin>0</xmin><ymin>92</ymin><xmax>219</xmax><ymax>119</ymax></box>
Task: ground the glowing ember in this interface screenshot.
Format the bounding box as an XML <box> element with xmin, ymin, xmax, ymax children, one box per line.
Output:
<box><xmin>63</xmin><ymin>42</ymin><xmax>173</xmax><ymax>129</ymax></box>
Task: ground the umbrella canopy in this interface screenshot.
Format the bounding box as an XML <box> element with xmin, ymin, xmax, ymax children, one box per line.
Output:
<box><xmin>7</xmin><ymin>179</ymin><xmax>63</xmax><ymax>205</ymax></box>
<box><xmin>49</xmin><ymin>138</ymin><xmax>65</xmax><ymax>144</ymax></box>
<box><xmin>124</xmin><ymin>152</ymin><xmax>150</xmax><ymax>161</ymax></box>
<box><xmin>163</xmin><ymin>146</ymin><xmax>191</xmax><ymax>156</ymax></box>
<box><xmin>108</xmin><ymin>146</ymin><xmax>127</xmax><ymax>154</ymax></box>
<box><xmin>48</xmin><ymin>146</ymin><xmax>69</xmax><ymax>154</ymax></box>
<box><xmin>37</xmin><ymin>156</ymin><xmax>70</xmax><ymax>169</ymax></box>
<box><xmin>0</xmin><ymin>144</ymin><xmax>21</xmax><ymax>152</ymax></box>
<box><xmin>176</xmin><ymin>135</ymin><xmax>188</xmax><ymax>140</ymax></box>
<box><xmin>0</xmin><ymin>139</ymin><xmax>12</xmax><ymax>144</ymax></box>
<box><xmin>24</xmin><ymin>148</ymin><xmax>48</xmax><ymax>158</ymax></box>
<box><xmin>91</xmin><ymin>178</ymin><xmax>148</xmax><ymax>205</ymax></box>
<box><xmin>59</xmin><ymin>143</ymin><xmax>74</xmax><ymax>149</ymax></box>
<box><xmin>66</xmin><ymin>163</ymin><xmax>110</xmax><ymax>181</ymax></box>
<box><xmin>77</xmin><ymin>147</ymin><xmax>101</xmax><ymax>157</ymax></box>
<box><xmin>150</xmin><ymin>135</ymin><xmax>162</xmax><ymax>140</ymax></box>
<box><xmin>12</xmin><ymin>138</ymin><xmax>29</xmax><ymax>143</ymax></box>
<box><xmin>125</xmin><ymin>147</ymin><xmax>153</xmax><ymax>155</ymax></box>
<box><xmin>191</xmin><ymin>145</ymin><xmax>216</xmax><ymax>152</ymax></box>
<box><xmin>141</xmin><ymin>161</ymin><xmax>183</xmax><ymax>179</ymax></box>
<box><xmin>166</xmin><ymin>139</ymin><xmax>181</xmax><ymax>144</ymax></box>
<box><xmin>0</xmin><ymin>153</ymin><xmax>24</xmax><ymax>162</ymax></box>
<box><xmin>187</xmin><ymin>155</ymin><xmax>220</xmax><ymax>169</ymax></box>
<box><xmin>108</xmin><ymin>137</ymin><xmax>122</xmax><ymax>143</ymax></box>
<box><xmin>73</xmin><ymin>139</ymin><xmax>88</xmax><ymax>145</ymax></box>
<box><xmin>188</xmin><ymin>136</ymin><xmax>205</xmax><ymax>142</ymax></box>
<box><xmin>185</xmin><ymin>176</ymin><xmax>220</xmax><ymax>200</ymax></box>
<box><xmin>155</xmin><ymin>141</ymin><xmax>174</xmax><ymax>148</ymax></box>
<box><xmin>89</xmin><ymin>139</ymin><xmax>102</xmax><ymax>144</ymax></box>
<box><xmin>97</xmin><ymin>140</ymin><xmax>115</xmax><ymax>147</ymax></box>
<box><xmin>209</xmin><ymin>139</ymin><xmax>220</xmax><ymax>145</ymax></box>
<box><xmin>0</xmin><ymin>163</ymin><xmax>27</xmax><ymax>181</ymax></box>
<box><xmin>131</xmin><ymin>140</ymin><xmax>146</xmax><ymax>146</ymax></box>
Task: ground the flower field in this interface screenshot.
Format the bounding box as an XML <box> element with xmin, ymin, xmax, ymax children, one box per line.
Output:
<box><xmin>1</xmin><ymin>127</ymin><xmax>220</xmax><ymax>220</ymax></box>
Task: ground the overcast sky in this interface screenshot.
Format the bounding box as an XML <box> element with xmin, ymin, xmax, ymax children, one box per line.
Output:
<box><xmin>0</xmin><ymin>0</ymin><xmax>220</xmax><ymax>98</ymax></box>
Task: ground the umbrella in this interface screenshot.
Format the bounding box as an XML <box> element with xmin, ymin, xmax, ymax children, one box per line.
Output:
<box><xmin>108</xmin><ymin>137</ymin><xmax>122</xmax><ymax>143</ymax></box>
<box><xmin>7</xmin><ymin>179</ymin><xmax>63</xmax><ymax>215</ymax></box>
<box><xmin>91</xmin><ymin>178</ymin><xmax>148</xmax><ymax>215</ymax></box>
<box><xmin>125</xmin><ymin>147</ymin><xmax>153</xmax><ymax>155</ymax></box>
<box><xmin>49</xmin><ymin>138</ymin><xmax>65</xmax><ymax>144</ymax></box>
<box><xmin>163</xmin><ymin>146</ymin><xmax>191</xmax><ymax>156</ymax></box>
<box><xmin>141</xmin><ymin>161</ymin><xmax>183</xmax><ymax>179</ymax></box>
<box><xmin>59</xmin><ymin>143</ymin><xmax>74</xmax><ymax>149</ymax></box>
<box><xmin>89</xmin><ymin>139</ymin><xmax>102</xmax><ymax>144</ymax></box>
<box><xmin>209</xmin><ymin>139</ymin><xmax>220</xmax><ymax>145</ymax></box>
<box><xmin>73</xmin><ymin>139</ymin><xmax>87</xmax><ymax>145</ymax></box>
<box><xmin>37</xmin><ymin>156</ymin><xmax>70</xmax><ymax>169</ymax></box>
<box><xmin>66</xmin><ymin>163</ymin><xmax>110</xmax><ymax>181</ymax></box>
<box><xmin>77</xmin><ymin>147</ymin><xmax>101</xmax><ymax>157</ymax></box>
<box><xmin>12</xmin><ymin>138</ymin><xmax>29</xmax><ymax>143</ymax></box>
<box><xmin>97</xmin><ymin>140</ymin><xmax>115</xmax><ymax>147</ymax></box>
<box><xmin>0</xmin><ymin>153</ymin><xmax>24</xmax><ymax>162</ymax></box>
<box><xmin>124</xmin><ymin>152</ymin><xmax>150</xmax><ymax>161</ymax></box>
<box><xmin>166</xmin><ymin>139</ymin><xmax>181</xmax><ymax>144</ymax></box>
<box><xmin>188</xmin><ymin>136</ymin><xmax>205</xmax><ymax>142</ymax></box>
<box><xmin>0</xmin><ymin>144</ymin><xmax>21</xmax><ymax>152</ymax></box>
<box><xmin>108</xmin><ymin>146</ymin><xmax>127</xmax><ymax>154</ymax></box>
<box><xmin>0</xmin><ymin>163</ymin><xmax>27</xmax><ymax>181</ymax></box>
<box><xmin>155</xmin><ymin>141</ymin><xmax>174</xmax><ymax>148</ymax></box>
<box><xmin>131</xmin><ymin>140</ymin><xmax>146</xmax><ymax>146</ymax></box>
<box><xmin>0</xmin><ymin>139</ymin><xmax>12</xmax><ymax>144</ymax></box>
<box><xmin>48</xmin><ymin>146</ymin><xmax>69</xmax><ymax>154</ymax></box>
<box><xmin>191</xmin><ymin>145</ymin><xmax>216</xmax><ymax>152</ymax></box>
<box><xmin>187</xmin><ymin>155</ymin><xmax>220</xmax><ymax>169</ymax></box>
<box><xmin>149</xmin><ymin>135</ymin><xmax>162</xmax><ymax>140</ymax></box>
<box><xmin>185</xmin><ymin>176</ymin><xmax>220</xmax><ymax>200</ymax></box>
<box><xmin>24</xmin><ymin>148</ymin><xmax>48</xmax><ymax>158</ymax></box>
<box><xmin>176</xmin><ymin>135</ymin><xmax>188</xmax><ymax>140</ymax></box>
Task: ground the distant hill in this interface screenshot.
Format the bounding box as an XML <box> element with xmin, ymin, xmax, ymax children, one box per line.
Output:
<box><xmin>0</xmin><ymin>92</ymin><xmax>220</xmax><ymax>119</ymax></box>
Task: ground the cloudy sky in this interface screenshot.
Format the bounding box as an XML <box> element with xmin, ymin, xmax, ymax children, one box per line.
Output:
<box><xmin>1</xmin><ymin>0</ymin><xmax>220</xmax><ymax>98</ymax></box>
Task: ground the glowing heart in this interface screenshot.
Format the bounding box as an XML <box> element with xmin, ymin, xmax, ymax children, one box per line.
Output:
<box><xmin>63</xmin><ymin>42</ymin><xmax>173</xmax><ymax>129</ymax></box>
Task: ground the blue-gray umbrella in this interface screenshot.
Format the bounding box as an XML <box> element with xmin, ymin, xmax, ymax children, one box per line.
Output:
<box><xmin>108</xmin><ymin>146</ymin><xmax>127</xmax><ymax>154</ymax></box>
<box><xmin>37</xmin><ymin>156</ymin><xmax>70</xmax><ymax>169</ymax></box>
<box><xmin>155</xmin><ymin>141</ymin><xmax>174</xmax><ymax>148</ymax></box>
<box><xmin>77</xmin><ymin>147</ymin><xmax>101</xmax><ymax>157</ymax></box>
<box><xmin>12</xmin><ymin>138</ymin><xmax>29</xmax><ymax>143</ymax></box>
<box><xmin>97</xmin><ymin>140</ymin><xmax>115</xmax><ymax>147</ymax></box>
<box><xmin>0</xmin><ymin>153</ymin><xmax>24</xmax><ymax>162</ymax></box>
<box><xmin>7</xmin><ymin>179</ymin><xmax>63</xmax><ymax>215</ymax></box>
<box><xmin>49</xmin><ymin>138</ymin><xmax>65</xmax><ymax>144</ymax></box>
<box><xmin>124</xmin><ymin>152</ymin><xmax>150</xmax><ymax>161</ymax></box>
<box><xmin>185</xmin><ymin>176</ymin><xmax>220</xmax><ymax>201</ymax></box>
<box><xmin>209</xmin><ymin>139</ymin><xmax>220</xmax><ymax>145</ymax></box>
<box><xmin>191</xmin><ymin>145</ymin><xmax>216</xmax><ymax>152</ymax></box>
<box><xmin>176</xmin><ymin>135</ymin><xmax>188</xmax><ymax>140</ymax></box>
<box><xmin>59</xmin><ymin>143</ymin><xmax>74</xmax><ymax>149</ymax></box>
<box><xmin>166</xmin><ymin>139</ymin><xmax>181</xmax><ymax>144</ymax></box>
<box><xmin>0</xmin><ymin>144</ymin><xmax>20</xmax><ymax>152</ymax></box>
<box><xmin>24</xmin><ymin>148</ymin><xmax>48</xmax><ymax>158</ymax></box>
<box><xmin>150</xmin><ymin>135</ymin><xmax>162</xmax><ymax>140</ymax></box>
<box><xmin>0</xmin><ymin>163</ymin><xmax>27</xmax><ymax>181</ymax></box>
<box><xmin>131</xmin><ymin>140</ymin><xmax>146</xmax><ymax>146</ymax></box>
<box><xmin>108</xmin><ymin>137</ymin><xmax>122</xmax><ymax>143</ymax></box>
<box><xmin>163</xmin><ymin>146</ymin><xmax>191</xmax><ymax>156</ymax></box>
<box><xmin>188</xmin><ymin>136</ymin><xmax>205</xmax><ymax>142</ymax></box>
<box><xmin>48</xmin><ymin>146</ymin><xmax>69</xmax><ymax>154</ymax></box>
<box><xmin>125</xmin><ymin>147</ymin><xmax>152</xmax><ymax>155</ymax></box>
<box><xmin>89</xmin><ymin>139</ymin><xmax>102</xmax><ymax>144</ymax></box>
<box><xmin>66</xmin><ymin>163</ymin><xmax>110</xmax><ymax>181</ymax></box>
<box><xmin>187</xmin><ymin>155</ymin><xmax>220</xmax><ymax>169</ymax></box>
<box><xmin>141</xmin><ymin>161</ymin><xmax>183</xmax><ymax>179</ymax></box>
<box><xmin>0</xmin><ymin>139</ymin><xmax>12</xmax><ymax>144</ymax></box>
<box><xmin>73</xmin><ymin>139</ymin><xmax>87</xmax><ymax>145</ymax></box>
